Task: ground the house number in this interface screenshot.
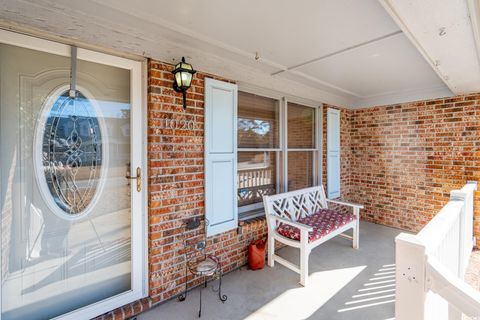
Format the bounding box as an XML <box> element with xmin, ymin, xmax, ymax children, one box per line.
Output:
<box><xmin>159</xmin><ymin>119</ymin><xmax>195</xmax><ymax>130</ymax></box>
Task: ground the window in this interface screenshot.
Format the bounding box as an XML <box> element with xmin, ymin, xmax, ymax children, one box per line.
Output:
<box><xmin>237</xmin><ymin>92</ymin><xmax>280</xmax><ymax>217</ymax></box>
<box><xmin>287</xmin><ymin>103</ymin><xmax>316</xmax><ymax>191</ymax></box>
<box><xmin>237</xmin><ymin>91</ymin><xmax>321</xmax><ymax>219</ymax></box>
<box><xmin>237</xmin><ymin>91</ymin><xmax>279</xmax><ymax>149</ymax></box>
<box><xmin>39</xmin><ymin>90</ymin><xmax>104</xmax><ymax>217</ymax></box>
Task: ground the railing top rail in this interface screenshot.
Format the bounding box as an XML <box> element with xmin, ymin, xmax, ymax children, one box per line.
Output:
<box><xmin>427</xmin><ymin>256</ymin><xmax>480</xmax><ymax>318</ymax></box>
<box><xmin>460</xmin><ymin>181</ymin><xmax>477</xmax><ymax>193</ymax></box>
<box><xmin>417</xmin><ymin>201</ymin><xmax>463</xmax><ymax>252</ymax></box>
<box><xmin>238</xmin><ymin>167</ymin><xmax>270</xmax><ymax>172</ymax></box>
<box><xmin>416</xmin><ymin>182</ymin><xmax>477</xmax><ymax>254</ymax></box>
<box><xmin>451</xmin><ymin>181</ymin><xmax>478</xmax><ymax>202</ymax></box>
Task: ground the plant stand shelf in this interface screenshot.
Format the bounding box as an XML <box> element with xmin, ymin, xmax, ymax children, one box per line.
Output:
<box><xmin>178</xmin><ymin>254</ymin><xmax>227</xmax><ymax>318</ymax></box>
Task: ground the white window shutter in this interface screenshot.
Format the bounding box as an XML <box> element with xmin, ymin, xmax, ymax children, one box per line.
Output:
<box><xmin>204</xmin><ymin>78</ymin><xmax>238</xmax><ymax>236</ymax></box>
<box><xmin>327</xmin><ymin>108</ymin><xmax>341</xmax><ymax>198</ymax></box>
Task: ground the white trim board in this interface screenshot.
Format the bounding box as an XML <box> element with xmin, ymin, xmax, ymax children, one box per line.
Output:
<box><xmin>468</xmin><ymin>0</ymin><xmax>480</xmax><ymax>65</ymax></box>
<box><xmin>352</xmin><ymin>84</ymin><xmax>454</xmax><ymax>109</ymax></box>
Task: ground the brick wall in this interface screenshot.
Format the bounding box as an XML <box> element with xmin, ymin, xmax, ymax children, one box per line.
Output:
<box><xmin>347</xmin><ymin>94</ymin><xmax>480</xmax><ymax>242</ymax></box>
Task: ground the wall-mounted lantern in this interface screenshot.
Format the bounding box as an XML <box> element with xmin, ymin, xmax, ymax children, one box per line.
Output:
<box><xmin>172</xmin><ymin>57</ymin><xmax>196</xmax><ymax>109</ymax></box>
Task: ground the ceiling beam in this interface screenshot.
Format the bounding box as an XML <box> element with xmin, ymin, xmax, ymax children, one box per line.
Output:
<box><xmin>352</xmin><ymin>84</ymin><xmax>453</xmax><ymax>108</ymax></box>
<box><xmin>379</xmin><ymin>0</ymin><xmax>480</xmax><ymax>95</ymax></box>
<box><xmin>468</xmin><ymin>0</ymin><xmax>480</xmax><ymax>65</ymax></box>
<box><xmin>272</xmin><ymin>30</ymin><xmax>402</xmax><ymax>75</ymax></box>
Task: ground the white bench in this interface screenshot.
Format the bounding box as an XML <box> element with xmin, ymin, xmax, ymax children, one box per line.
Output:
<box><xmin>263</xmin><ymin>186</ymin><xmax>363</xmax><ymax>286</ymax></box>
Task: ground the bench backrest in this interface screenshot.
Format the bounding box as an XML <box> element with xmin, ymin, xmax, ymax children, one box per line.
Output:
<box><xmin>263</xmin><ymin>186</ymin><xmax>328</xmax><ymax>230</ymax></box>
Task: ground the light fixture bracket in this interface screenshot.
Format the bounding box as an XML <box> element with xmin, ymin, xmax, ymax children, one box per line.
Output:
<box><xmin>69</xmin><ymin>46</ymin><xmax>78</xmax><ymax>99</ymax></box>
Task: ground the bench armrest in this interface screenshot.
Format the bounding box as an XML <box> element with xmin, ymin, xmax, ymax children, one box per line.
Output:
<box><xmin>326</xmin><ymin>199</ymin><xmax>364</xmax><ymax>210</ymax></box>
<box><xmin>269</xmin><ymin>215</ymin><xmax>313</xmax><ymax>232</ymax></box>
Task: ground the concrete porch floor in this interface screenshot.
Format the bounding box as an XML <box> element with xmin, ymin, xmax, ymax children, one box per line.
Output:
<box><xmin>139</xmin><ymin>221</ymin><xmax>401</xmax><ymax>320</ymax></box>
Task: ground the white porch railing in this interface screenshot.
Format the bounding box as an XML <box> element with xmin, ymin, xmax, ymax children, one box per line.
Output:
<box><xmin>238</xmin><ymin>167</ymin><xmax>272</xmax><ymax>188</ymax></box>
<box><xmin>396</xmin><ymin>181</ymin><xmax>479</xmax><ymax>320</ymax></box>
<box><xmin>237</xmin><ymin>167</ymin><xmax>276</xmax><ymax>207</ymax></box>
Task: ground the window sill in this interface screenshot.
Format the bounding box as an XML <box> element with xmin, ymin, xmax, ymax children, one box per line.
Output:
<box><xmin>237</xmin><ymin>207</ymin><xmax>267</xmax><ymax>237</ymax></box>
<box><xmin>237</xmin><ymin>213</ymin><xmax>266</xmax><ymax>234</ymax></box>
<box><xmin>239</xmin><ymin>209</ymin><xmax>265</xmax><ymax>221</ymax></box>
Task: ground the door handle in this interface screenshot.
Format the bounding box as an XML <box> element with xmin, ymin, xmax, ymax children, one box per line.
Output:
<box><xmin>126</xmin><ymin>167</ymin><xmax>141</xmax><ymax>192</ymax></box>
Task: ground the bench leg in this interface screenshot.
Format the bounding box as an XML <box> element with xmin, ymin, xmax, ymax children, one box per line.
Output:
<box><xmin>300</xmin><ymin>250</ymin><xmax>309</xmax><ymax>286</ymax></box>
<box><xmin>353</xmin><ymin>208</ymin><xmax>360</xmax><ymax>249</ymax></box>
<box><xmin>300</xmin><ymin>230</ymin><xmax>310</xmax><ymax>286</ymax></box>
<box><xmin>268</xmin><ymin>236</ymin><xmax>275</xmax><ymax>267</ymax></box>
<box><xmin>353</xmin><ymin>225</ymin><xmax>359</xmax><ymax>249</ymax></box>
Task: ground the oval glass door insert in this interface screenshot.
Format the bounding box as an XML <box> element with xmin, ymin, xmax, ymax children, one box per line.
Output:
<box><xmin>38</xmin><ymin>90</ymin><xmax>104</xmax><ymax>217</ymax></box>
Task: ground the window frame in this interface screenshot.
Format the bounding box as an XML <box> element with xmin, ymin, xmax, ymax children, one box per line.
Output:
<box><xmin>237</xmin><ymin>91</ymin><xmax>281</xmax><ymax>215</ymax></box>
<box><xmin>283</xmin><ymin>98</ymin><xmax>321</xmax><ymax>193</ymax></box>
<box><xmin>237</xmin><ymin>88</ymin><xmax>323</xmax><ymax>220</ymax></box>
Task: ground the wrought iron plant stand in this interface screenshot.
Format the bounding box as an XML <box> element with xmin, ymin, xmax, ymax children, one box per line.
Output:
<box><xmin>178</xmin><ymin>218</ymin><xmax>227</xmax><ymax>317</ymax></box>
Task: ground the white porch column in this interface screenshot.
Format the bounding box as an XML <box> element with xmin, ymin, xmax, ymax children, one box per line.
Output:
<box><xmin>395</xmin><ymin>233</ymin><xmax>426</xmax><ymax>320</ymax></box>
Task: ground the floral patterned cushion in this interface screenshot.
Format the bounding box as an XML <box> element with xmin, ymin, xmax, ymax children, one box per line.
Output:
<box><xmin>276</xmin><ymin>209</ymin><xmax>356</xmax><ymax>243</ymax></box>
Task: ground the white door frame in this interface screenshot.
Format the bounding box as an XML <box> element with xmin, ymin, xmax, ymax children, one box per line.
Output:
<box><xmin>0</xmin><ymin>28</ymin><xmax>148</xmax><ymax>320</ymax></box>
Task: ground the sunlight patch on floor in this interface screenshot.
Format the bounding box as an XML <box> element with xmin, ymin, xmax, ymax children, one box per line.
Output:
<box><xmin>243</xmin><ymin>265</ymin><xmax>366</xmax><ymax>320</ymax></box>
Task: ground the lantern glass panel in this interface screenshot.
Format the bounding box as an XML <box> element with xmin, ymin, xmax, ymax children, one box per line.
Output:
<box><xmin>182</xmin><ymin>62</ymin><xmax>192</xmax><ymax>71</ymax></box>
<box><xmin>182</xmin><ymin>72</ymin><xmax>193</xmax><ymax>87</ymax></box>
<box><xmin>175</xmin><ymin>72</ymin><xmax>183</xmax><ymax>87</ymax></box>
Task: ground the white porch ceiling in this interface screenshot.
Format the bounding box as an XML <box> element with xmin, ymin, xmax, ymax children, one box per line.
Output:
<box><xmin>0</xmin><ymin>0</ymin><xmax>478</xmax><ymax>108</ymax></box>
<box><xmin>380</xmin><ymin>0</ymin><xmax>480</xmax><ymax>96</ymax></box>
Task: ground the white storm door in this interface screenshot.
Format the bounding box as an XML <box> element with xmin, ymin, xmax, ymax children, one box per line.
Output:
<box><xmin>0</xmin><ymin>30</ymin><xmax>146</xmax><ymax>320</ymax></box>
